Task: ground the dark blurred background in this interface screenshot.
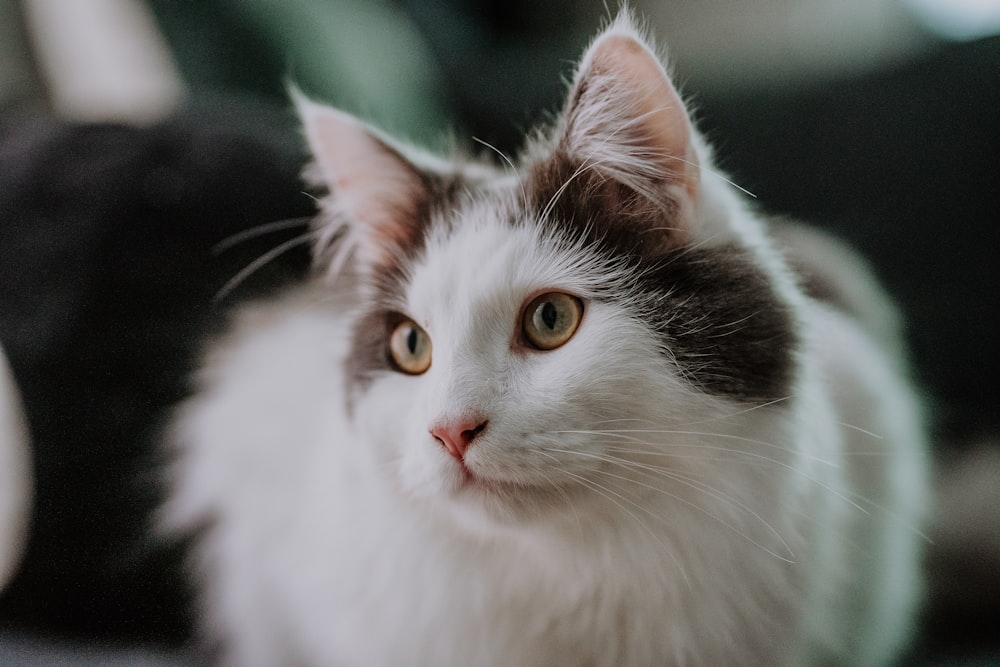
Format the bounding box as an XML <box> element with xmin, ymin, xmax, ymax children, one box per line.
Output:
<box><xmin>1</xmin><ymin>0</ymin><xmax>998</xmax><ymax>664</ymax></box>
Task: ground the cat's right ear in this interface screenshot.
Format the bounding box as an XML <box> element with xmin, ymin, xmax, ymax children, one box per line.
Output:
<box><xmin>534</xmin><ymin>14</ymin><xmax>701</xmax><ymax>251</ymax></box>
<box><xmin>294</xmin><ymin>91</ymin><xmax>429</xmax><ymax>274</ymax></box>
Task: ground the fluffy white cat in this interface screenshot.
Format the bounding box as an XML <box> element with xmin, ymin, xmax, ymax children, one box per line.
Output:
<box><xmin>163</xmin><ymin>13</ymin><xmax>929</xmax><ymax>666</ymax></box>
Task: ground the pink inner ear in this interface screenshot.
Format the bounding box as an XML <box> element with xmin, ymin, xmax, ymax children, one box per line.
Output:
<box><xmin>585</xmin><ymin>34</ymin><xmax>699</xmax><ymax>199</ymax></box>
<box><xmin>298</xmin><ymin>98</ymin><xmax>427</xmax><ymax>266</ymax></box>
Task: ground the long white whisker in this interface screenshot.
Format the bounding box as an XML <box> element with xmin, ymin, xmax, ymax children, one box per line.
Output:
<box><xmin>841</xmin><ymin>484</ymin><xmax>933</xmax><ymax>544</ymax></box>
<box><xmin>560</xmin><ymin>469</ymin><xmax>690</xmax><ymax>586</ymax></box>
<box><xmin>549</xmin><ymin>448</ymin><xmax>795</xmax><ymax>562</ymax></box>
<box><xmin>555</xmin><ymin>428</ymin><xmax>832</xmax><ymax>464</ymax></box>
<box><xmin>472</xmin><ymin>136</ymin><xmax>528</xmax><ymax>213</ymax></box>
<box><xmin>537</xmin><ymin>449</ymin><xmax>585</xmax><ymax>538</ymax></box>
<box><xmin>212</xmin><ymin>216</ymin><xmax>313</xmax><ymax>254</ymax></box>
<box><xmin>549</xmin><ymin>427</ymin><xmax>864</xmax><ymax>514</ymax></box>
<box><xmin>605</xmin><ymin>442</ymin><xmax>868</xmax><ymax>516</ymax></box>
<box><xmin>668</xmin><ymin>397</ymin><xmax>793</xmax><ymax>428</ymax></box>
<box><xmin>539</xmin><ymin>155</ymin><xmax>606</xmax><ymax>225</ymax></box>
<box><xmin>214</xmin><ymin>231</ymin><xmax>317</xmax><ymax>303</ymax></box>
<box><xmin>837</xmin><ymin>422</ymin><xmax>884</xmax><ymax>439</ymax></box>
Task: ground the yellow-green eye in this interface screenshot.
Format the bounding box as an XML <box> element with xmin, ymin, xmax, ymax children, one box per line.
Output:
<box><xmin>388</xmin><ymin>319</ymin><xmax>432</xmax><ymax>374</ymax></box>
<box><xmin>522</xmin><ymin>292</ymin><xmax>584</xmax><ymax>350</ymax></box>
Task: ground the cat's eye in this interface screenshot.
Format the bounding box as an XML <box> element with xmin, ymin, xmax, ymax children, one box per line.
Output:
<box><xmin>521</xmin><ymin>292</ymin><xmax>584</xmax><ymax>351</ymax></box>
<box><xmin>388</xmin><ymin>319</ymin><xmax>432</xmax><ymax>375</ymax></box>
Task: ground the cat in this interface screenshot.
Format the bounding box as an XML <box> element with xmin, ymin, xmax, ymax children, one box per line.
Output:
<box><xmin>162</xmin><ymin>12</ymin><xmax>929</xmax><ymax>666</ymax></box>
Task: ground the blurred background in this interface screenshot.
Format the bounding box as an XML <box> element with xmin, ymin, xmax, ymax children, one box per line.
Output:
<box><xmin>1</xmin><ymin>0</ymin><xmax>998</xmax><ymax>664</ymax></box>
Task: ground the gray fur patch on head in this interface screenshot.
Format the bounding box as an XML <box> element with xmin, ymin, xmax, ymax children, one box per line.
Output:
<box><xmin>524</xmin><ymin>162</ymin><xmax>797</xmax><ymax>402</ymax></box>
<box><xmin>637</xmin><ymin>245</ymin><xmax>798</xmax><ymax>402</ymax></box>
<box><xmin>321</xmin><ymin>8</ymin><xmax>798</xmax><ymax>406</ymax></box>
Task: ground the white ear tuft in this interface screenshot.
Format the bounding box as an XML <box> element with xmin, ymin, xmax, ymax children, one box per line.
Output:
<box><xmin>293</xmin><ymin>90</ymin><xmax>429</xmax><ymax>273</ymax></box>
<box><xmin>556</xmin><ymin>13</ymin><xmax>700</xmax><ymax>241</ymax></box>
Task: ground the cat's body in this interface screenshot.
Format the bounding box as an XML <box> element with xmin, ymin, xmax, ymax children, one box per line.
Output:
<box><xmin>168</xmin><ymin>275</ymin><xmax>924</xmax><ymax>666</ymax></box>
<box><xmin>163</xmin><ymin>15</ymin><xmax>928</xmax><ymax>666</ymax></box>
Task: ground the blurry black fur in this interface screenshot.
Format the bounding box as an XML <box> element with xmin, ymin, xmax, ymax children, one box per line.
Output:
<box><xmin>0</xmin><ymin>102</ymin><xmax>313</xmax><ymax>645</ymax></box>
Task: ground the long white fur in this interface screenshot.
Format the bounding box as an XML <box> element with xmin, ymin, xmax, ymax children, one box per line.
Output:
<box><xmin>163</xmin><ymin>12</ymin><xmax>928</xmax><ymax>666</ymax></box>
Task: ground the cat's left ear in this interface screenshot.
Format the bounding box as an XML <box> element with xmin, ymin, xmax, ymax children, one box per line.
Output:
<box><xmin>294</xmin><ymin>91</ymin><xmax>430</xmax><ymax>274</ymax></box>
<box><xmin>542</xmin><ymin>16</ymin><xmax>700</xmax><ymax>248</ymax></box>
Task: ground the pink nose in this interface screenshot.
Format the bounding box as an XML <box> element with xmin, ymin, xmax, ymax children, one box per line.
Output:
<box><xmin>430</xmin><ymin>418</ymin><xmax>488</xmax><ymax>461</ymax></box>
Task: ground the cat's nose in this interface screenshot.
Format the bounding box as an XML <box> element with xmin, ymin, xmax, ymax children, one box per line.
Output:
<box><xmin>430</xmin><ymin>418</ymin><xmax>488</xmax><ymax>461</ymax></box>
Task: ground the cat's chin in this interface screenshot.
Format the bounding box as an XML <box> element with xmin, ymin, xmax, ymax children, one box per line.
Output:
<box><xmin>446</xmin><ymin>465</ymin><xmax>520</xmax><ymax>503</ymax></box>
<box><xmin>430</xmin><ymin>463</ymin><xmax>579</xmax><ymax>529</ymax></box>
<box><xmin>454</xmin><ymin>470</ymin><xmax>527</xmax><ymax>504</ymax></box>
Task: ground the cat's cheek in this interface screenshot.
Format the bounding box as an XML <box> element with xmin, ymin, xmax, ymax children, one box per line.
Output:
<box><xmin>354</xmin><ymin>376</ymin><xmax>460</xmax><ymax>497</ymax></box>
<box><xmin>395</xmin><ymin>441</ymin><xmax>469</xmax><ymax>499</ymax></box>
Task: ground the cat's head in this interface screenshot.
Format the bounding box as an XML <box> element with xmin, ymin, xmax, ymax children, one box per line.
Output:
<box><xmin>297</xmin><ymin>14</ymin><xmax>800</xmax><ymax>527</ymax></box>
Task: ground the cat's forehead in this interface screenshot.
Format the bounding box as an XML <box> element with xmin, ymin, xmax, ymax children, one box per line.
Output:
<box><xmin>404</xmin><ymin>204</ymin><xmax>569</xmax><ymax>317</ymax></box>
<box><xmin>399</xmin><ymin>191</ymin><xmax>631</xmax><ymax>322</ymax></box>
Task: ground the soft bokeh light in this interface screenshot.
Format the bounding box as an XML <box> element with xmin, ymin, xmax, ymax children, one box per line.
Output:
<box><xmin>906</xmin><ymin>0</ymin><xmax>1000</xmax><ymax>39</ymax></box>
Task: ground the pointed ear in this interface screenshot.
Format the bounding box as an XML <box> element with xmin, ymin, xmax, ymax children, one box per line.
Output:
<box><xmin>548</xmin><ymin>17</ymin><xmax>699</xmax><ymax>246</ymax></box>
<box><xmin>294</xmin><ymin>91</ymin><xmax>429</xmax><ymax>273</ymax></box>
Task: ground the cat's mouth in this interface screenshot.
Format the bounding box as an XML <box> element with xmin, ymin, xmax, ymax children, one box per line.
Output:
<box><xmin>456</xmin><ymin>464</ymin><xmax>498</xmax><ymax>492</ymax></box>
<box><xmin>452</xmin><ymin>461</ymin><xmax>519</xmax><ymax>497</ymax></box>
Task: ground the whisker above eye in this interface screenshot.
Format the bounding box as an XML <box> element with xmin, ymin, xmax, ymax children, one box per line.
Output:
<box><xmin>212</xmin><ymin>216</ymin><xmax>314</xmax><ymax>254</ymax></box>
<box><xmin>214</xmin><ymin>230</ymin><xmax>318</xmax><ymax>303</ymax></box>
<box><xmin>472</xmin><ymin>136</ymin><xmax>528</xmax><ymax>213</ymax></box>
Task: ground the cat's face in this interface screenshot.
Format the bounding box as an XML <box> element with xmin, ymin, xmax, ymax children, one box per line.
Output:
<box><xmin>298</xmin><ymin>16</ymin><xmax>799</xmax><ymax>525</ymax></box>
<box><xmin>351</xmin><ymin>200</ymin><xmax>702</xmax><ymax>522</ymax></box>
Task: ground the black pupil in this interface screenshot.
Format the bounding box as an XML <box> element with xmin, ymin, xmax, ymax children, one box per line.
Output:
<box><xmin>540</xmin><ymin>301</ymin><xmax>558</xmax><ymax>330</ymax></box>
<box><xmin>407</xmin><ymin>328</ymin><xmax>419</xmax><ymax>355</ymax></box>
